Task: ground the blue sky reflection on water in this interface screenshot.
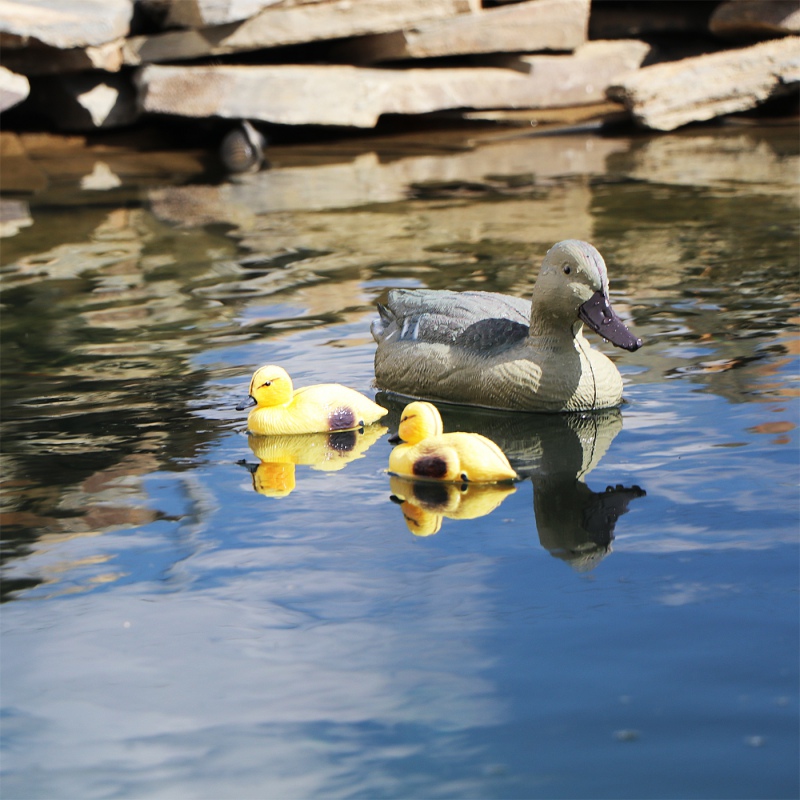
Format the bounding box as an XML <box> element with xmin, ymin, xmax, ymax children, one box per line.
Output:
<box><xmin>4</xmin><ymin>337</ymin><xmax>797</xmax><ymax>800</ymax></box>
<box><xmin>1</xmin><ymin>125</ymin><xmax>799</xmax><ymax>799</ymax></box>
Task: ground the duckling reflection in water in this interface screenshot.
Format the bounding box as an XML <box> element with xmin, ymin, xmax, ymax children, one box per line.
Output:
<box><xmin>237</xmin><ymin>365</ymin><xmax>388</xmax><ymax>435</ymax></box>
<box><xmin>388</xmin><ymin>401</ymin><xmax>518</xmax><ymax>483</ymax></box>
<box><xmin>380</xmin><ymin>394</ymin><xmax>645</xmax><ymax>568</ymax></box>
<box><xmin>240</xmin><ymin>426</ymin><xmax>388</xmax><ymax>498</ymax></box>
<box><xmin>389</xmin><ymin>475</ymin><xmax>516</xmax><ymax>536</ymax></box>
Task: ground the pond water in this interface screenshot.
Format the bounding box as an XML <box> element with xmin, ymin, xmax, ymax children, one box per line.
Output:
<box><xmin>1</xmin><ymin>120</ymin><xmax>798</xmax><ymax>799</ymax></box>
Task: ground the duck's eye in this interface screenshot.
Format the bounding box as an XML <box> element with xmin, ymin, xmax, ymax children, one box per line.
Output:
<box><xmin>562</xmin><ymin>264</ymin><xmax>571</xmax><ymax>274</ymax></box>
<box><xmin>261</xmin><ymin>380</ymin><xmax>272</xmax><ymax>387</ymax></box>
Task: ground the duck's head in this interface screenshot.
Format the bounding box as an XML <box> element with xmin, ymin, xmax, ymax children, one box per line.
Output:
<box><xmin>396</xmin><ymin>401</ymin><xmax>444</xmax><ymax>444</ymax></box>
<box><xmin>237</xmin><ymin>365</ymin><xmax>293</xmax><ymax>411</ymax></box>
<box><xmin>534</xmin><ymin>240</ymin><xmax>642</xmax><ymax>352</ymax></box>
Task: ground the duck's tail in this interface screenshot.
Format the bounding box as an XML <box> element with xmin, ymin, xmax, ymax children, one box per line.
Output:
<box><xmin>371</xmin><ymin>303</ymin><xmax>395</xmax><ymax>343</ymax></box>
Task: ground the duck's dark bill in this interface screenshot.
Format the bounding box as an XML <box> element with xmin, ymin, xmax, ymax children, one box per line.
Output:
<box><xmin>236</xmin><ymin>395</ymin><xmax>257</xmax><ymax>411</ymax></box>
<box><xmin>578</xmin><ymin>291</ymin><xmax>643</xmax><ymax>352</ymax></box>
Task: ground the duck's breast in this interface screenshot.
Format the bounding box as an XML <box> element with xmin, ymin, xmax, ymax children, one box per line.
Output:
<box><xmin>375</xmin><ymin>335</ymin><xmax>621</xmax><ymax>412</ymax></box>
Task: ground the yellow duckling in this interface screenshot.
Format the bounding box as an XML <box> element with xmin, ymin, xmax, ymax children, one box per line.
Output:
<box><xmin>237</xmin><ymin>365</ymin><xmax>388</xmax><ymax>435</ymax></box>
<box><xmin>389</xmin><ymin>401</ymin><xmax>518</xmax><ymax>483</ymax></box>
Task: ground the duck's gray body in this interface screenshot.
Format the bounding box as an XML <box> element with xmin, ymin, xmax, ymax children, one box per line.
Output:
<box><xmin>371</xmin><ymin>240</ymin><xmax>642</xmax><ymax>413</ymax></box>
<box><xmin>377</xmin><ymin>289</ymin><xmax>530</xmax><ymax>351</ymax></box>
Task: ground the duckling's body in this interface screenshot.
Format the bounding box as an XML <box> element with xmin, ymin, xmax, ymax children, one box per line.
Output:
<box><xmin>239</xmin><ymin>365</ymin><xmax>388</xmax><ymax>435</ymax></box>
<box><xmin>389</xmin><ymin>401</ymin><xmax>518</xmax><ymax>483</ymax></box>
<box><xmin>372</xmin><ymin>240</ymin><xmax>642</xmax><ymax>412</ymax></box>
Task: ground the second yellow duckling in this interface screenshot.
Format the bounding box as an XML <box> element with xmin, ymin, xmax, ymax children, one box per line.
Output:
<box><xmin>389</xmin><ymin>401</ymin><xmax>518</xmax><ymax>483</ymax></box>
<box><xmin>237</xmin><ymin>365</ymin><xmax>388</xmax><ymax>435</ymax></box>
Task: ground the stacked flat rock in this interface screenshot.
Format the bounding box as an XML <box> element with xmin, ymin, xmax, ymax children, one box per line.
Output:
<box><xmin>0</xmin><ymin>0</ymin><xmax>796</xmax><ymax>131</ymax></box>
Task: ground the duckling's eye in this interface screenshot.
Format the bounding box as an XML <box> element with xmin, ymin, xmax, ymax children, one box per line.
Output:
<box><xmin>562</xmin><ymin>264</ymin><xmax>571</xmax><ymax>274</ymax></box>
<box><xmin>261</xmin><ymin>380</ymin><xmax>272</xmax><ymax>387</ymax></box>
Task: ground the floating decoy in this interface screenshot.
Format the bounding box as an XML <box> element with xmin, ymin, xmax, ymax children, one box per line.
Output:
<box><xmin>372</xmin><ymin>239</ymin><xmax>642</xmax><ymax>412</ymax></box>
<box><xmin>388</xmin><ymin>401</ymin><xmax>518</xmax><ymax>483</ymax></box>
<box><xmin>237</xmin><ymin>365</ymin><xmax>388</xmax><ymax>435</ymax></box>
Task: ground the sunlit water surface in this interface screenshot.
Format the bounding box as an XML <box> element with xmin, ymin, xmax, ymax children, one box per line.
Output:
<box><xmin>1</xmin><ymin>122</ymin><xmax>798</xmax><ymax>799</ymax></box>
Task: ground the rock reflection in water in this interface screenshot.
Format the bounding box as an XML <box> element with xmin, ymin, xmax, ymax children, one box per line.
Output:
<box><xmin>240</xmin><ymin>425</ymin><xmax>388</xmax><ymax>497</ymax></box>
<box><xmin>380</xmin><ymin>394</ymin><xmax>645</xmax><ymax>569</ymax></box>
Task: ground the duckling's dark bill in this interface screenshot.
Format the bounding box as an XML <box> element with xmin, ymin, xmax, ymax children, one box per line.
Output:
<box><xmin>578</xmin><ymin>291</ymin><xmax>642</xmax><ymax>352</ymax></box>
<box><xmin>236</xmin><ymin>395</ymin><xmax>257</xmax><ymax>411</ymax></box>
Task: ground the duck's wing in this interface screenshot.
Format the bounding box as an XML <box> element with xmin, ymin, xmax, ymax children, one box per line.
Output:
<box><xmin>372</xmin><ymin>289</ymin><xmax>530</xmax><ymax>350</ymax></box>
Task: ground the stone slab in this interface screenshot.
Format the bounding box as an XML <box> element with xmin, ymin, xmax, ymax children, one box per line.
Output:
<box><xmin>0</xmin><ymin>0</ymin><xmax>133</xmax><ymax>49</ymax></box>
<box><xmin>156</xmin><ymin>0</ymin><xmax>283</xmax><ymax>28</ymax></box>
<box><xmin>335</xmin><ymin>0</ymin><xmax>589</xmax><ymax>63</ymax></box>
<box><xmin>709</xmin><ymin>0</ymin><xmax>800</xmax><ymax>39</ymax></box>
<box><xmin>123</xmin><ymin>0</ymin><xmax>476</xmax><ymax>65</ymax></box>
<box><xmin>0</xmin><ymin>39</ymin><xmax>125</xmax><ymax>76</ymax></box>
<box><xmin>0</xmin><ymin>65</ymin><xmax>29</xmax><ymax>111</ymax></box>
<box><xmin>136</xmin><ymin>40</ymin><xmax>650</xmax><ymax>128</ymax></box>
<box><xmin>608</xmin><ymin>36</ymin><xmax>800</xmax><ymax>131</ymax></box>
<box><xmin>451</xmin><ymin>101</ymin><xmax>625</xmax><ymax>125</ymax></box>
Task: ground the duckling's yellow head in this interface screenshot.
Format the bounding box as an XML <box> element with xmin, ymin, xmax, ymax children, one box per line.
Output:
<box><xmin>248</xmin><ymin>365</ymin><xmax>294</xmax><ymax>408</ymax></box>
<box><xmin>397</xmin><ymin>401</ymin><xmax>444</xmax><ymax>444</ymax></box>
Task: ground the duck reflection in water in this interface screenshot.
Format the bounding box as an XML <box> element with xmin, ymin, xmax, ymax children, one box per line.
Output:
<box><xmin>380</xmin><ymin>394</ymin><xmax>645</xmax><ymax>570</ymax></box>
<box><xmin>239</xmin><ymin>426</ymin><xmax>388</xmax><ymax>498</ymax></box>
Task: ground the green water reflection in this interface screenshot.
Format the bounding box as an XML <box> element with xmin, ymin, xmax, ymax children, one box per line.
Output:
<box><xmin>3</xmin><ymin>125</ymin><xmax>797</xmax><ymax>585</ymax></box>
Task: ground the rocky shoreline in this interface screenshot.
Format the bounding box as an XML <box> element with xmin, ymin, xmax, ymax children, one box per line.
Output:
<box><xmin>0</xmin><ymin>0</ymin><xmax>797</xmax><ymax>183</ymax></box>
